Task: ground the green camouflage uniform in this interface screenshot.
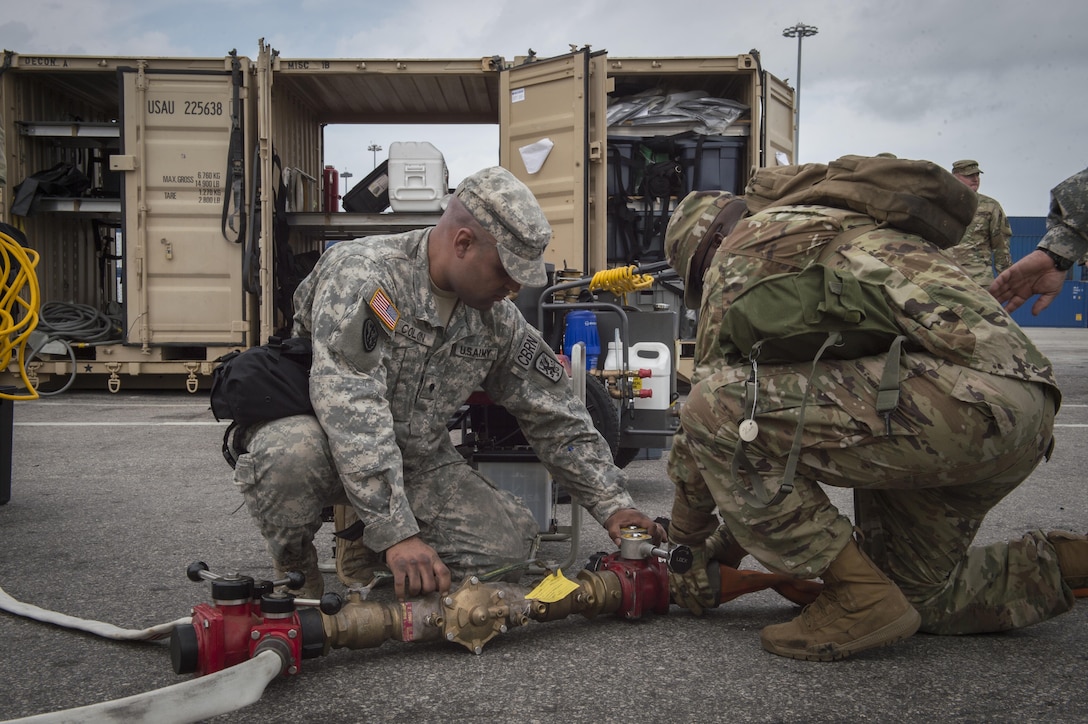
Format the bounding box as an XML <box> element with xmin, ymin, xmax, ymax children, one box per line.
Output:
<box><xmin>1038</xmin><ymin>167</ymin><xmax>1088</xmax><ymax>263</ymax></box>
<box><xmin>234</xmin><ymin>230</ymin><xmax>634</xmax><ymax>578</ymax></box>
<box><xmin>669</xmin><ymin>202</ymin><xmax>1074</xmax><ymax>635</ymax></box>
<box><xmin>943</xmin><ymin>193</ymin><xmax>1012</xmax><ymax>286</ymax></box>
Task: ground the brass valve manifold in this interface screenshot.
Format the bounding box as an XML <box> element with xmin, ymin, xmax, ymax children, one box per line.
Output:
<box><xmin>322</xmin><ymin>569</ymin><xmax>626</xmax><ymax>656</ymax></box>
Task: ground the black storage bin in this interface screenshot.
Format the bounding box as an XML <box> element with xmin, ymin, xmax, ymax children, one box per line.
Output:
<box><xmin>607</xmin><ymin>134</ymin><xmax>747</xmax><ymax>198</ymax></box>
<box><xmin>605</xmin><ymin>133</ymin><xmax>746</xmax><ymax>264</ymax></box>
<box><xmin>673</xmin><ymin>135</ymin><xmax>746</xmax><ymax>195</ymax></box>
<box><xmin>342</xmin><ymin>160</ymin><xmax>390</xmax><ymax>213</ymax></box>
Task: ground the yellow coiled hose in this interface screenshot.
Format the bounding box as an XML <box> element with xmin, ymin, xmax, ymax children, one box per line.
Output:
<box><xmin>1</xmin><ymin>226</ymin><xmax>41</xmax><ymax>401</ymax></box>
<box><xmin>588</xmin><ymin>266</ymin><xmax>654</xmax><ymax>302</ymax></box>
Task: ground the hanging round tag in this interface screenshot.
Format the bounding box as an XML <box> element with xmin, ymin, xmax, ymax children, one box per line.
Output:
<box><xmin>739</xmin><ymin>418</ymin><xmax>759</xmax><ymax>442</ymax></box>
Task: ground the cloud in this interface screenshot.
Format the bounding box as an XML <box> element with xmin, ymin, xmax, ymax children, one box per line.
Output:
<box><xmin>2</xmin><ymin>0</ymin><xmax>1086</xmax><ymax>214</ymax></box>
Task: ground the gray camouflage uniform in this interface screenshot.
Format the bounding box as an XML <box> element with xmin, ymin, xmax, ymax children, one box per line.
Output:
<box><xmin>669</xmin><ymin>200</ymin><xmax>1074</xmax><ymax>635</ymax></box>
<box><xmin>234</xmin><ymin>229</ymin><xmax>634</xmax><ymax>578</ymax></box>
<box><xmin>1037</xmin><ymin>166</ymin><xmax>1088</xmax><ymax>264</ymax></box>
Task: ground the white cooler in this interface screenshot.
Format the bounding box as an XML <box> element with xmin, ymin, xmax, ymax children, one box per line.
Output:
<box><xmin>388</xmin><ymin>141</ymin><xmax>449</xmax><ymax>212</ymax></box>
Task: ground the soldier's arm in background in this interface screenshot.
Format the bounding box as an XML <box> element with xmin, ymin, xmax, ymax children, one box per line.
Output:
<box><xmin>991</xmin><ymin>168</ymin><xmax>1088</xmax><ymax>313</ymax></box>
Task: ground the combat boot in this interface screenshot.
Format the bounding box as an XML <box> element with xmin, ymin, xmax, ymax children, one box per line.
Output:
<box><xmin>273</xmin><ymin>545</ymin><xmax>324</xmax><ymax>599</ymax></box>
<box><xmin>759</xmin><ymin>538</ymin><xmax>920</xmax><ymax>661</ymax></box>
<box><xmin>334</xmin><ymin>504</ymin><xmax>389</xmax><ymax>587</ymax></box>
<box><xmin>1048</xmin><ymin>530</ymin><xmax>1088</xmax><ymax>593</ymax></box>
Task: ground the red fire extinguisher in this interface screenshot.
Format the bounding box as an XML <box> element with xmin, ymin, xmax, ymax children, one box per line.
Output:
<box><xmin>323</xmin><ymin>165</ymin><xmax>340</xmax><ymax>212</ymax></box>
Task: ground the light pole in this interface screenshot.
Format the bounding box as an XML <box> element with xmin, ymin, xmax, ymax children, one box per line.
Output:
<box><xmin>367</xmin><ymin>143</ymin><xmax>382</xmax><ymax>169</ymax></box>
<box><xmin>782</xmin><ymin>22</ymin><xmax>818</xmax><ymax>163</ymax></box>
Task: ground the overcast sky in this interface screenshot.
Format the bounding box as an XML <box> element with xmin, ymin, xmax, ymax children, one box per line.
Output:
<box><xmin>2</xmin><ymin>0</ymin><xmax>1085</xmax><ymax>215</ymax></box>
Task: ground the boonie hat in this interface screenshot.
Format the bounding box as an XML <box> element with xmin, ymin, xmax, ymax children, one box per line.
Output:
<box><xmin>664</xmin><ymin>190</ymin><xmax>737</xmax><ymax>309</ymax></box>
<box><xmin>454</xmin><ymin>167</ymin><xmax>552</xmax><ymax>287</ymax></box>
<box><xmin>952</xmin><ymin>159</ymin><xmax>982</xmax><ymax>176</ymax></box>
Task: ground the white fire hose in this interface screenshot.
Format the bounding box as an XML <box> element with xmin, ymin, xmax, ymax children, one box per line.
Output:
<box><xmin>6</xmin><ymin>651</ymin><xmax>284</xmax><ymax>724</ymax></box>
<box><xmin>0</xmin><ymin>584</ymin><xmax>283</xmax><ymax>723</ymax></box>
<box><xmin>0</xmin><ymin>583</ymin><xmax>186</xmax><ymax>641</ymax></box>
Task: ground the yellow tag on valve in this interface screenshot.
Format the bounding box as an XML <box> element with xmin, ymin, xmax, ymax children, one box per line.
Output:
<box><xmin>525</xmin><ymin>568</ymin><xmax>582</xmax><ymax>603</ymax></box>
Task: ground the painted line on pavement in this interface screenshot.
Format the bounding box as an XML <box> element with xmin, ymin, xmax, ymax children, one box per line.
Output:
<box><xmin>15</xmin><ymin>421</ymin><xmax>227</xmax><ymax>426</ymax></box>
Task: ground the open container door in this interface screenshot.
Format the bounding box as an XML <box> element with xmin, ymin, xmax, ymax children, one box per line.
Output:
<box><xmin>759</xmin><ymin>68</ymin><xmax>795</xmax><ymax>166</ymax></box>
<box><xmin>499</xmin><ymin>47</ymin><xmax>608</xmax><ymax>278</ymax></box>
<box><xmin>116</xmin><ymin>60</ymin><xmax>249</xmax><ymax>350</ymax></box>
<box><xmin>495</xmin><ymin>48</ymin><xmax>615</xmax><ymax>541</ymax></box>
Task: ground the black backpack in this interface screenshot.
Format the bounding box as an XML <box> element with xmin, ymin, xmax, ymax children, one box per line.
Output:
<box><xmin>209</xmin><ymin>336</ymin><xmax>314</xmax><ymax>466</ymax></box>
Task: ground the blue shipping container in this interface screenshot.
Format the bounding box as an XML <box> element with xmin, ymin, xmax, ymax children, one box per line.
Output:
<box><xmin>1010</xmin><ymin>281</ymin><xmax>1087</xmax><ymax>328</ymax></box>
<box><xmin>1007</xmin><ymin>217</ymin><xmax>1087</xmax><ymax>328</ymax></box>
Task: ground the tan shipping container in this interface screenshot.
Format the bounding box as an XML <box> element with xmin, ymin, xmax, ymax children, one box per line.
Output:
<box><xmin>1</xmin><ymin>50</ymin><xmax>255</xmax><ymax>391</ymax></box>
<box><xmin>1</xmin><ymin>43</ymin><xmax>793</xmax><ymax>393</ymax></box>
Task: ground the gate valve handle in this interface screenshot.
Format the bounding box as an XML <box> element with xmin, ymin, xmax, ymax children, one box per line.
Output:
<box><xmin>270</xmin><ymin>571</ymin><xmax>308</xmax><ymax>591</ymax></box>
<box><xmin>186</xmin><ymin>561</ymin><xmax>310</xmax><ymax>600</ymax></box>
<box><xmin>662</xmin><ymin>544</ymin><xmax>694</xmax><ymax>574</ymax></box>
<box><xmin>186</xmin><ymin>560</ymin><xmax>264</xmax><ymax>584</ymax></box>
<box><xmin>630</xmin><ymin>541</ymin><xmax>694</xmax><ymax>573</ymax></box>
<box><xmin>184</xmin><ymin>561</ymin><xmax>258</xmax><ymax>602</ymax></box>
<box><xmin>186</xmin><ymin>561</ymin><xmax>215</xmax><ymax>582</ymax></box>
<box><xmin>292</xmin><ymin>592</ymin><xmax>345</xmax><ymax>615</ymax></box>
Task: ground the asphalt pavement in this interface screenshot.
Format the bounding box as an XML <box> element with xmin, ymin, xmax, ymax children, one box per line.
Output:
<box><xmin>1</xmin><ymin>327</ymin><xmax>1086</xmax><ymax>723</ymax></box>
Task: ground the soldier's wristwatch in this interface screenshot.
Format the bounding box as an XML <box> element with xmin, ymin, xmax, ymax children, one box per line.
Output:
<box><xmin>1040</xmin><ymin>247</ymin><xmax>1075</xmax><ymax>272</ymax></box>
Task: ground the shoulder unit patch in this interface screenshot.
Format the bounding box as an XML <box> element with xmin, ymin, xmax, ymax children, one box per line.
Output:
<box><xmin>514</xmin><ymin>333</ymin><xmax>541</xmax><ymax>369</ymax></box>
<box><xmin>362</xmin><ymin>318</ymin><xmax>380</xmax><ymax>352</ymax></box>
<box><xmin>534</xmin><ymin>350</ymin><xmax>565</xmax><ymax>383</ymax></box>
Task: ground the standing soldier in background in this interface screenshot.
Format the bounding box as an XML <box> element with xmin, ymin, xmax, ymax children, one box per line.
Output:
<box><xmin>944</xmin><ymin>159</ymin><xmax>1013</xmax><ymax>286</ymax></box>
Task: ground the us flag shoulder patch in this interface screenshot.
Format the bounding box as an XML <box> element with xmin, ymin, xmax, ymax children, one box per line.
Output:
<box><xmin>368</xmin><ymin>288</ymin><xmax>399</xmax><ymax>331</ymax></box>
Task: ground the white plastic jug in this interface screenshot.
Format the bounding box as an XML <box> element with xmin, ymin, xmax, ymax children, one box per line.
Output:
<box><xmin>604</xmin><ymin>341</ymin><xmax>671</xmax><ymax>410</ymax></box>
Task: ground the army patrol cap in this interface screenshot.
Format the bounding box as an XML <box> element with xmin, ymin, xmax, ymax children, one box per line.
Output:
<box><xmin>952</xmin><ymin>159</ymin><xmax>982</xmax><ymax>176</ymax></box>
<box><xmin>454</xmin><ymin>166</ymin><xmax>552</xmax><ymax>287</ymax></box>
<box><xmin>664</xmin><ymin>190</ymin><xmax>738</xmax><ymax>309</ymax></box>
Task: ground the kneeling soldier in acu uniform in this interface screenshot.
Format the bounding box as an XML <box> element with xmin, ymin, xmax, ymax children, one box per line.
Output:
<box><xmin>663</xmin><ymin>155</ymin><xmax>1088</xmax><ymax>661</ymax></box>
<box><xmin>233</xmin><ymin>166</ymin><xmax>664</xmax><ymax>601</ymax></box>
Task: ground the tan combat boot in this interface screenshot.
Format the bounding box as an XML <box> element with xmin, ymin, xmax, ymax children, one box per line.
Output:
<box><xmin>1048</xmin><ymin>530</ymin><xmax>1088</xmax><ymax>594</ymax></box>
<box><xmin>273</xmin><ymin>544</ymin><xmax>324</xmax><ymax>599</ymax></box>
<box><xmin>759</xmin><ymin>538</ymin><xmax>920</xmax><ymax>661</ymax></box>
<box><xmin>333</xmin><ymin>504</ymin><xmax>389</xmax><ymax>587</ymax></box>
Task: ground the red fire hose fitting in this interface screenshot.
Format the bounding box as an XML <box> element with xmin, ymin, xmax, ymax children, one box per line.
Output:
<box><xmin>170</xmin><ymin>562</ymin><xmax>339</xmax><ymax>677</ymax></box>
